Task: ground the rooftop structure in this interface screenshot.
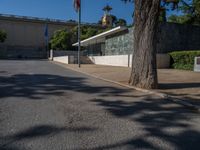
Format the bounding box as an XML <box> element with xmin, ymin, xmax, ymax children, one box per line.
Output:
<box><xmin>102</xmin><ymin>5</ymin><xmax>113</xmax><ymax>27</ymax></box>
<box><xmin>0</xmin><ymin>13</ymin><xmax>104</xmax><ymax>59</ymax></box>
<box><xmin>0</xmin><ymin>14</ymin><xmax>101</xmax><ymax>27</ymax></box>
<box><xmin>73</xmin><ymin>26</ymin><xmax>127</xmax><ymax>47</ymax></box>
<box><xmin>73</xmin><ymin>22</ymin><xmax>200</xmax><ymax>57</ymax></box>
<box><xmin>103</xmin><ymin>5</ymin><xmax>112</xmax><ymax>15</ymax></box>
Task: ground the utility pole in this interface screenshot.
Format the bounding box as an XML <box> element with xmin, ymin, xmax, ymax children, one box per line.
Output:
<box><xmin>78</xmin><ymin>0</ymin><xmax>81</xmax><ymax>68</ymax></box>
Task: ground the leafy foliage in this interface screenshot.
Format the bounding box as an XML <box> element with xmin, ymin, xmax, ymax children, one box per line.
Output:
<box><xmin>80</xmin><ymin>26</ymin><xmax>98</xmax><ymax>40</ymax></box>
<box><xmin>168</xmin><ymin>0</ymin><xmax>200</xmax><ymax>25</ymax></box>
<box><xmin>180</xmin><ymin>0</ymin><xmax>200</xmax><ymax>23</ymax></box>
<box><xmin>122</xmin><ymin>0</ymin><xmax>180</xmax><ymax>6</ymax></box>
<box><xmin>110</xmin><ymin>15</ymin><xmax>118</xmax><ymax>26</ymax></box>
<box><xmin>122</xmin><ymin>0</ymin><xmax>184</xmax><ymax>22</ymax></box>
<box><xmin>169</xmin><ymin>50</ymin><xmax>200</xmax><ymax>70</ymax></box>
<box><xmin>122</xmin><ymin>0</ymin><xmax>200</xmax><ymax>25</ymax></box>
<box><xmin>50</xmin><ymin>26</ymin><xmax>107</xmax><ymax>50</ymax></box>
<box><xmin>0</xmin><ymin>30</ymin><xmax>7</xmax><ymax>43</ymax></box>
<box><xmin>101</xmin><ymin>14</ymin><xmax>127</xmax><ymax>27</ymax></box>
<box><xmin>168</xmin><ymin>14</ymin><xmax>192</xmax><ymax>23</ymax></box>
<box><xmin>50</xmin><ymin>29</ymin><xmax>73</xmax><ymax>50</ymax></box>
<box><xmin>115</xmin><ymin>19</ymin><xmax>127</xmax><ymax>26</ymax></box>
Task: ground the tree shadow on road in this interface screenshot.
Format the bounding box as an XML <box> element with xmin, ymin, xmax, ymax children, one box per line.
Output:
<box><xmin>85</xmin><ymin>97</ymin><xmax>200</xmax><ymax>150</ymax></box>
<box><xmin>0</xmin><ymin>124</ymin><xmax>97</xmax><ymax>150</ymax></box>
<box><xmin>0</xmin><ymin>73</ymin><xmax>200</xmax><ymax>150</ymax></box>
<box><xmin>0</xmin><ymin>74</ymin><xmax>130</xmax><ymax>100</ymax></box>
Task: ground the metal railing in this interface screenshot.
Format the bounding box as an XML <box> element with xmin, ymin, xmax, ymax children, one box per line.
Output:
<box><xmin>0</xmin><ymin>13</ymin><xmax>101</xmax><ymax>27</ymax></box>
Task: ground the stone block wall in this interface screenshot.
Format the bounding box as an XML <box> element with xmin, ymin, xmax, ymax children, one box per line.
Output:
<box><xmin>0</xmin><ymin>45</ymin><xmax>47</xmax><ymax>59</ymax></box>
<box><xmin>157</xmin><ymin>23</ymin><xmax>200</xmax><ymax>53</ymax></box>
<box><xmin>105</xmin><ymin>28</ymin><xmax>134</xmax><ymax>55</ymax></box>
<box><xmin>84</xmin><ymin>43</ymin><xmax>104</xmax><ymax>56</ymax></box>
<box><xmin>104</xmin><ymin>22</ymin><xmax>200</xmax><ymax>55</ymax></box>
<box><xmin>53</xmin><ymin>50</ymin><xmax>80</xmax><ymax>57</ymax></box>
<box><xmin>0</xmin><ymin>15</ymin><xmax>74</xmax><ymax>59</ymax></box>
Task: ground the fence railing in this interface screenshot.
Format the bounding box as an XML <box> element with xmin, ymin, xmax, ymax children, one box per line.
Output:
<box><xmin>0</xmin><ymin>13</ymin><xmax>101</xmax><ymax>27</ymax></box>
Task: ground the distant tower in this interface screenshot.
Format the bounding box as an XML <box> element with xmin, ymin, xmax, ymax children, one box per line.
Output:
<box><xmin>102</xmin><ymin>5</ymin><xmax>113</xmax><ymax>27</ymax></box>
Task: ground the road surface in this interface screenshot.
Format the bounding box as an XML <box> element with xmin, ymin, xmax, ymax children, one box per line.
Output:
<box><xmin>0</xmin><ymin>60</ymin><xmax>200</xmax><ymax>150</ymax></box>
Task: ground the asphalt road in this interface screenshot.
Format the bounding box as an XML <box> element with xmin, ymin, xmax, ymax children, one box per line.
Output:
<box><xmin>0</xmin><ymin>60</ymin><xmax>200</xmax><ymax>150</ymax></box>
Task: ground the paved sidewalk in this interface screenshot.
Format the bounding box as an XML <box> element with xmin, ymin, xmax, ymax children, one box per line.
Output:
<box><xmin>56</xmin><ymin>64</ymin><xmax>200</xmax><ymax>106</ymax></box>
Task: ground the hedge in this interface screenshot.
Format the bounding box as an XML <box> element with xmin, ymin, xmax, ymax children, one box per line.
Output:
<box><xmin>169</xmin><ymin>51</ymin><xmax>200</xmax><ymax>70</ymax></box>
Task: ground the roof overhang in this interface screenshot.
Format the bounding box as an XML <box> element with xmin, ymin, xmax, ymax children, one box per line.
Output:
<box><xmin>73</xmin><ymin>26</ymin><xmax>127</xmax><ymax>47</ymax></box>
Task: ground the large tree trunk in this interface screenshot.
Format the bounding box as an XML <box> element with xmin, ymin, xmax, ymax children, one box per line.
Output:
<box><xmin>129</xmin><ymin>0</ymin><xmax>161</xmax><ymax>89</ymax></box>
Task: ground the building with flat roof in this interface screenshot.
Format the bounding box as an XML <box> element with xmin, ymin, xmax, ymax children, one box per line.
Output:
<box><xmin>72</xmin><ymin>23</ymin><xmax>200</xmax><ymax>68</ymax></box>
<box><xmin>0</xmin><ymin>14</ymin><xmax>101</xmax><ymax>59</ymax></box>
<box><xmin>73</xmin><ymin>22</ymin><xmax>200</xmax><ymax>56</ymax></box>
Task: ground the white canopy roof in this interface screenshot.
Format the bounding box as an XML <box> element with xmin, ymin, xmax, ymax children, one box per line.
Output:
<box><xmin>73</xmin><ymin>26</ymin><xmax>127</xmax><ymax>47</ymax></box>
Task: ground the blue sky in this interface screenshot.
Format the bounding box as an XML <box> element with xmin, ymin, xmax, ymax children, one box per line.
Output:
<box><xmin>0</xmin><ymin>0</ymin><xmax>180</xmax><ymax>25</ymax></box>
<box><xmin>0</xmin><ymin>0</ymin><xmax>134</xmax><ymax>24</ymax></box>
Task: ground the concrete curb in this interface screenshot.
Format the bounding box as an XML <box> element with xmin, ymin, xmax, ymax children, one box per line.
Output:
<box><xmin>52</xmin><ymin>61</ymin><xmax>200</xmax><ymax>113</ymax></box>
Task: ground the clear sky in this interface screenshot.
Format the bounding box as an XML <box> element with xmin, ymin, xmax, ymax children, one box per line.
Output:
<box><xmin>0</xmin><ymin>0</ymin><xmax>134</xmax><ymax>25</ymax></box>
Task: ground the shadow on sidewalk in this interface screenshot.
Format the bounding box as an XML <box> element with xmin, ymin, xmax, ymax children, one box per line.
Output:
<box><xmin>159</xmin><ymin>83</ymin><xmax>200</xmax><ymax>90</ymax></box>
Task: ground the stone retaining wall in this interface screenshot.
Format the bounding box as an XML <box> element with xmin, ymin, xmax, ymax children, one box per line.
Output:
<box><xmin>104</xmin><ymin>23</ymin><xmax>200</xmax><ymax>55</ymax></box>
<box><xmin>0</xmin><ymin>45</ymin><xmax>47</xmax><ymax>59</ymax></box>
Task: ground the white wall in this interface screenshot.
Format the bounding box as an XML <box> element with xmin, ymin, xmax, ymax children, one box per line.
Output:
<box><xmin>194</xmin><ymin>57</ymin><xmax>200</xmax><ymax>72</ymax></box>
<box><xmin>53</xmin><ymin>56</ymin><xmax>69</xmax><ymax>64</ymax></box>
<box><xmin>53</xmin><ymin>55</ymin><xmax>77</xmax><ymax>64</ymax></box>
<box><xmin>89</xmin><ymin>55</ymin><xmax>132</xmax><ymax>67</ymax></box>
<box><xmin>52</xmin><ymin>54</ymin><xmax>171</xmax><ymax>69</ymax></box>
<box><xmin>89</xmin><ymin>54</ymin><xmax>170</xmax><ymax>69</ymax></box>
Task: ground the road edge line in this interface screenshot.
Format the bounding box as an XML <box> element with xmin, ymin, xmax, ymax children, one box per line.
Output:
<box><xmin>51</xmin><ymin>61</ymin><xmax>200</xmax><ymax>113</ymax></box>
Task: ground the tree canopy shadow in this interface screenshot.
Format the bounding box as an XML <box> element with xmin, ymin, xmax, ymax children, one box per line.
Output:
<box><xmin>0</xmin><ymin>74</ymin><xmax>130</xmax><ymax>100</ymax></box>
<box><xmin>86</xmin><ymin>97</ymin><xmax>200</xmax><ymax>150</ymax></box>
<box><xmin>1</xmin><ymin>72</ymin><xmax>199</xmax><ymax>150</ymax></box>
<box><xmin>0</xmin><ymin>124</ymin><xmax>97</xmax><ymax>150</ymax></box>
<box><xmin>158</xmin><ymin>82</ymin><xmax>200</xmax><ymax>106</ymax></box>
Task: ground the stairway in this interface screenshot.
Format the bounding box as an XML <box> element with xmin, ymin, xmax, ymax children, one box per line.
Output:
<box><xmin>80</xmin><ymin>56</ymin><xmax>94</xmax><ymax>64</ymax></box>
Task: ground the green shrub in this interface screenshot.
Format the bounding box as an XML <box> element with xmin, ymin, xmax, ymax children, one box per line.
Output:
<box><xmin>169</xmin><ymin>51</ymin><xmax>200</xmax><ymax>70</ymax></box>
<box><xmin>0</xmin><ymin>30</ymin><xmax>7</xmax><ymax>43</ymax></box>
<box><xmin>50</xmin><ymin>29</ymin><xmax>74</xmax><ymax>50</ymax></box>
<box><xmin>50</xmin><ymin>26</ymin><xmax>108</xmax><ymax>50</ymax></box>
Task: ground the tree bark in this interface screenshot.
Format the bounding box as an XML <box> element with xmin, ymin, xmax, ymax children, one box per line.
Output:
<box><xmin>129</xmin><ymin>0</ymin><xmax>160</xmax><ymax>89</ymax></box>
